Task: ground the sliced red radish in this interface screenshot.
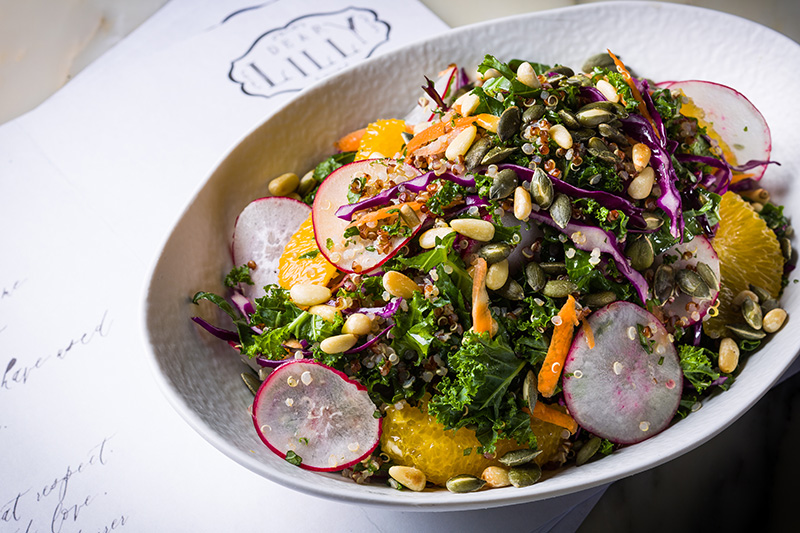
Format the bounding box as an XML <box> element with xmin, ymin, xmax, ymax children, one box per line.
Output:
<box><xmin>658</xmin><ymin>80</ymin><xmax>771</xmax><ymax>179</ymax></box>
<box><xmin>252</xmin><ymin>360</ymin><xmax>381</xmax><ymax>471</ymax></box>
<box><xmin>313</xmin><ymin>159</ymin><xmax>424</xmax><ymax>273</ymax></box>
<box><xmin>562</xmin><ymin>302</ymin><xmax>682</xmax><ymax>445</ymax></box>
<box><xmin>653</xmin><ymin>235</ymin><xmax>720</xmax><ymax>327</ymax></box>
<box><xmin>232</xmin><ymin>196</ymin><xmax>310</xmax><ymax>300</ymax></box>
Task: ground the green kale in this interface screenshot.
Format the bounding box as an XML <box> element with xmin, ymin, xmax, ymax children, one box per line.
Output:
<box><xmin>477</xmin><ymin>54</ymin><xmax>545</xmax><ymax>100</ymax></box>
<box><xmin>426</xmin><ymin>180</ymin><xmax>467</xmax><ymax>216</ymax></box>
<box><xmin>759</xmin><ymin>202</ymin><xmax>790</xmax><ymax>239</ymax></box>
<box><xmin>678</xmin><ymin>345</ymin><xmax>720</xmax><ymax>393</ymax></box>
<box><xmin>389</xmin><ymin>232</ymin><xmax>472</xmax><ymax>299</ymax></box>
<box><xmin>428</xmin><ymin>332</ymin><xmax>534</xmax><ymax>452</ymax></box>
<box><xmin>303</xmin><ymin>151</ymin><xmax>356</xmax><ymax>204</ymax></box>
<box><xmin>570</xmin><ymin>153</ymin><xmax>624</xmax><ymax>193</ymax></box>
<box><xmin>573</xmin><ymin>197</ymin><xmax>629</xmax><ymax>240</ymax></box>
<box><xmin>224</xmin><ymin>264</ymin><xmax>254</xmax><ymax>287</ymax></box>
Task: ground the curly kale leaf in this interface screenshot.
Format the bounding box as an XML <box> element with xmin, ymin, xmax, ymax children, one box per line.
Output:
<box><xmin>678</xmin><ymin>345</ymin><xmax>720</xmax><ymax>393</ymax></box>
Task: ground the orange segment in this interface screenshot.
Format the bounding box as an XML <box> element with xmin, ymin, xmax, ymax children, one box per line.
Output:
<box><xmin>380</xmin><ymin>402</ymin><xmax>565</xmax><ymax>486</ymax></box>
<box><xmin>278</xmin><ymin>214</ymin><xmax>338</xmax><ymax>289</ymax></box>
<box><xmin>355</xmin><ymin>119</ymin><xmax>407</xmax><ymax>161</ymax></box>
<box><xmin>704</xmin><ymin>191</ymin><xmax>784</xmax><ymax>337</ymax></box>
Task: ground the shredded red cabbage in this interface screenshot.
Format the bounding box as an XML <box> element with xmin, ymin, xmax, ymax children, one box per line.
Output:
<box><xmin>675</xmin><ymin>154</ymin><xmax>732</xmax><ymax>194</ymax></box>
<box><xmin>191</xmin><ymin>316</ymin><xmax>239</xmax><ymax>342</ymax></box>
<box><xmin>344</xmin><ymin>324</ymin><xmax>393</xmax><ymax>354</ymax></box>
<box><xmin>350</xmin><ymin>298</ymin><xmax>402</xmax><ymax>318</ymax></box>
<box><xmin>335</xmin><ymin>171</ymin><xmax>475</xmax><ymax>221</ymax></box>
<box><xmin>528</xmin><ymin>211</ymin><xmax>649</xmax><ymax>303</ymax></box>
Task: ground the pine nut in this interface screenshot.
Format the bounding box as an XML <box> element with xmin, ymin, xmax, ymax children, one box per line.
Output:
<box><xmin>627</xmin><ymin>166</ymin><xmax>655</xmax><ymax>200</ymax></box>
<box><xmin>516</xmin><ymin>62</ymin><xmax>541</xmax><ymax>89</ymax></box>
<box><xmin>763</xmin><ymin>308</ymin><xmax>787</xmax><ymax>333</ymax></box>
<box><xmin>632</xmin><ymin>143</ymin><xmax>652</xmax><ymax>172</ymax></box>
<box><xmin>290</xmin><ymin>284</ymin><xmax>332</xmax><ymax>307</ymax></box>
<box><xmin>388</xmin><ymin>465</ymin><xmax>426</xmax><ymax>492</ymax></box>
<box><xmin>485</xmin><ymin>259</ymin><xmax>509</xmax><ymax>290</ymax></box>
<box><xmin>549</xmin><ymin>124</ymin><xmax>573</xmax><ymax>149</ymax></box>
<box><xmin>481</xmin><ymin>466</ymin><xmax>511</xmax><ymax>488</ymax></box>
<box><xmin>454</xmin><ymin>92</ymin><xmax>480</xmax><ymax>116</ymax></box>
<box><xmin>307</xmin><ymin>304</ymin><xmax>340</xmax><ymax>323</ymax></box>
<box><xmin>718</xmin><ymin>337</ymin><xmax>740</xmax><ymax>374</ymax></box>
<box><xmin>419</xmin><ymin>226</ymin><xmax>455</xmax><ymax>249</ymax></box>
<box><xmin>342</xmin><ymin>313</ymin><xmax>372</xmax><ymax>336</ymax></box>
<box><xmin>450</xmin><ymin>218</ymin><xmax>495</xmax><ymax>242</ymax></box>
<box><xmin>514</xmin><ymin>186</ymin><xmax>532</xmax><ymax>221</ymax></box>
<box><xmin>595</xmin><ymin>79</ymin><xmax>620</xmax><ymax>103</ymax></box>
<box><xmin>268</xmin><ymin>172</ymin><xmax>299</xmax><ymax>196</ymax></box>
<box><xmin>479</xmin><ymin>67</ymin><xmax>501</xmax><ymax>81</ymax></box>
<box><xmin>320</xmin><ymin>334</ymin><xmax>358</xmax><ymax>354</ymax></box>
<box><xmin>383</xmin><ymin>271</ymin><xmax>420</xmax><ymax>299</ymax></box>
<box><xmin>445</xmin><ymin>124</ymin><xmax>477</xmax><ymax>161</ymax></box>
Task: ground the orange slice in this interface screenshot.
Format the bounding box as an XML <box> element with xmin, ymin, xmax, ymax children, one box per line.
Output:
<box><xmin>704</xmin><ymin>191</ymin><xmax>784</xmax><ymax>337</ymax></box>
<box><xmin>277</xmin><ymin>214</ymin><xmax>338</xmax><ymax>289</ymax></box>
<box><xmin>355</xmin><ymin>119</ymin><xmax>407</xmax><ymax>161</ymax></box>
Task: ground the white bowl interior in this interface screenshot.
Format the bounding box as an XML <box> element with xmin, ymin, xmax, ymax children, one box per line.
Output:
<box><xmin>144</xmin><ymin>1</ymin><xmax>800</xmax><ymax>510</ymax></box>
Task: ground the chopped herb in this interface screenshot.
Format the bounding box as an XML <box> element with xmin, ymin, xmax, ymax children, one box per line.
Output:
<box><xmin>326</xmin><ymin>238</ymin><xmax>334</xmax><ymax>250</ymax></box>
<box><xmin>285</xmin><ymin>451</ymin><xmax>303</xmax><ymax>466</ymax></box>
<box><xmin>224</xmin><ymin>264</ymin><xmax>254</xmax><ymax>287</ymax></box>
<box><xmin>298</xmin><ymin>250</ymin><xmax>320</xmax><ymax>260</ymax></box>
<box><xmin>343</xmin><ymin>226</ymin><xmax>360</xmax><ymax>238</ymax></box>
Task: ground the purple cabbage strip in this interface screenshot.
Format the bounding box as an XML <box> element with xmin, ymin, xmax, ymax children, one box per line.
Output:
<box><xmin>191</xmin><ymin>316</ymin><xmax>239</xmax><ymax>343</ymax></box>
<box><xmin>499</xmin><ymin>164</ymin><xmax>646</xmax><ymax>227</ymax></box>
<box><xmin>620</xmin><ymin>113</ymin><xmax>684</xmax><ymax>239</ymax></box>
<box><xmin>352</xmin><ymin>298</ymin><xmax>403</xmax><ymax>319</ymax></box>
<box><xmin>255</xmin><ymin>356</ymin><xmax>292</xmax><ymax>369</ymax></box>
<box><xmin>528</xmin><ymin>210</ymin><xmax>649</xmax><ymax>303</ymax></box>
<box><xmin>729</xmin><ymin>178</ymin><xmax>759</xmax><ymax>193</ymax></box>
<box><xmin>675</xmin><ymin>154</ymin><xmax>732</xmax><ymax>194</ymax></box>
<box><xmin>335</xmin><ymin>171</ymin><xmax>476</xmax><ymax>221</ymax></box>
<box><xmin>579</xmin><ymin>86</ymin><xmax>606</xmax><ymax>103</ymax></box>
<box><xmin>230</xmin><ymin>291</ymin><xmax>255</xmax><ymax>318</ymax></box>
<box><xmin>345</xmin><ymin>324</ymin><xmax>393</xmax><ymax>354</ymax></box>
<box><xmin>635</xmin><ymin>78</ymin><xmax>667</xmax><ymax>141</ymax></box>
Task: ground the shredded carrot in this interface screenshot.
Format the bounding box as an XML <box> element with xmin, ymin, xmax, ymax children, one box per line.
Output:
<box><xmin>413</xmin><ymin>125</ymin><xmax>469</xmax><ymax>158</ymax></box>
<box><xmin>537</xmin><ymin>295</ymin><xmax>579</xmax><ymax>398</ymax></box>
<box><xmin>335</xmin><ymin>128</ymin><xmax>366</xmax><ymax>152</ymax></box>
<box><xmin>346</xmin><ymin>201</ymin><xmax>423</xmax><ymax>228</ymax></box>
<box><xmin>405</xmin><ymin>114</ymin><xmax>495</xmax><ymax>156</ymax></box>
<box><xmin>606</xmin><ymin>49</ymin><xmax>659</xmax><ymax>140</ymax></box>
<box><xmin>529</xmin><ymin>402</ymin><xmax>579</xmax><ymax>434</ymax></box>
<box><xmin>581</xmin><ymin>319</ymin><xmax>596</xmax><ymax>349</ymax></box>
<box><xmin>471</xmin><ymin>258</ymin><xmax>493</xmax><ymax>336</ymax></box>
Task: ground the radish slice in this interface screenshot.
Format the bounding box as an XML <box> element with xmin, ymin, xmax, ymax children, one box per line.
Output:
<box><xmin>232</xmin><ymin>197</ymin><xmax>310</xmax><ymax>300</ymax></box>
<box><xmin>654</xmin><ymin>235</ymin><xmax>720</xmax><ymax>327</ymax></box>
<box><xmin>563</xmin><ymin>302</ymin><xmax>682</xmax><ymax>445</ymax></box>
<box><xmin>252</xmin><ymin>360</ymin><xmax>381</xmax><ymax>472</ymax></box>
<box><xmin>658</xmin><ymin>80</ymin><xmax>771</xmax><ymax>179</ymax></box>
<box><xmin>313</xmin><ymin>159</ymin><xmax>424</xmax><ymax>273</ymax></box>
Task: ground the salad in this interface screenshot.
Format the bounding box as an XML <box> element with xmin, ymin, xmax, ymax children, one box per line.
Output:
<box><xmin>192</xmin><ymin>52</ymin><xmax>792</xmax><ymax>492</ymax></box>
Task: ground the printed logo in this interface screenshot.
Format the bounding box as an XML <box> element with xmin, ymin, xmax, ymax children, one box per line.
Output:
<box><xmin>229</xmin><ymin>7</ymin><xmax>390</xmax><ymax>98</ymax></box>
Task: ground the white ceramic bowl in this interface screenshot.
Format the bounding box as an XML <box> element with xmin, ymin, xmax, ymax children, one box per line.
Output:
<box><xmin>144</xmin><ymin>1</ymin><xmax>800</xmax><ymax>510</ymax></box>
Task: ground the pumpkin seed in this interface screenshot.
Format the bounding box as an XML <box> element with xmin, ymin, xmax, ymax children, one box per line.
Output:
<box><xmin>583</xmin><ymin>291</ymin><xmax>617</xmax><ymax>308</ymax></box>
<box><xmin>761</xmin><ymin>298</ymin><xmax>780</xmax><ymax>314</ymax></box>
<box><xmin>726</xmin><ymin>323</ymin><xmax>766</xmax><ymax>340</ymax></box>
<box><xmin>675</xmin><ymin>269</ymin><xmax>712</xmax><ymax>300</ymax></box>
<box><xmin>587</xmin><ymin>136</ymin><xmax>611</xmax><ymax>154</ymax></box>
<box><xmin>549</xmin><ymin>65</ymin><xmax>575</xmax><ymax>77</ymax></box>
<box><xmin>579</xmin><ymin>101</ymin><xmax>628</xmax><ymax>118</ymax></box>
<box><xmin>564</xmin><ymin>74</ymin><xmax>592</xmax><ymax>87</ymax></box>
<box><xmin>576</xmin><ymin>436</ymin><xmax>602</xmax><ymax>466</ymax></box>
<box><xmin>732</xmin><ymin>289</ymin><xmax>759</xmax><ymax>307</ymax></box>
<box><xmin>582</xmin><ymin>53</ymin><xmax>615</xmax><ymax>72</ymax></box>
<box><xmin>741</xmin><ymin>297</ymin><xmax>763</xmax><ymax>330</ymax></box>
<box><xmin>481</xmin><ymin>146</ymin><xmax>517</xmax><ymax>166</ymax></box>
<box><xmin>522</xmin><ymin>370</ymin><xmax>538</xmax><ymax>412</ymax></box>
<box><xmin>530</xmin><ymin>168</ymin><xmax>554</xmax><ymax>208</ymax></box>
<box><xmin>525</xmin><ymin>262</ymin><xmax>546</xmax><ymax>292</ymax></box>
<box><xmin>523</xmin><ymin>104</ymin><xmax>545</xmax><ymax>124</ymax></box>
<box><xmin>497</xmin><ymin>279</ymin><xmax>525</xmax><ymax>300</ymax></box>
<box><xmin>539</xmin><ymin>261</ymin><xmax>566</xmax><ymax>274</ymax></box>
<box><xmin>446</xmin><ymin>474</ymin><xmax>486</xmax><ymax>493</ymax></box>
<box><xmin>490</xmin><ymin>168</ymin><xmax>519</xmax><ymax>200</ymax></box>
<box><xmin>572</xmin><ymin>128</ymin><xmax>595</xmax><ymax>143</ymax></box>
<box><xmin>268</xmin><ymin>172</ymin><xmax>299</xmax><ymax>196</ymax></box>
<box><xmin>499</xmin><ymin>448</ymin><xmax>543</xmax><ymax>467</ymax></box>
<box><xmin>643</xmin><ymin>212</ymin><xmax>664</xmax><ymax>230</ymax></box>
<box><xmin>543</xmin><ymin>279</ymin><xmax>578</xmax><ymax>298</ymax></box>
<box><xmin>748</xmin><ymin>284</ymin><xmax>772</xmax><ymax>302</ymax></box>
<box><xmin>780</xmin><ymin>237</ymin><xmax>792</xmax><ymax>260</ymax></box>
<box><xmin>297</xmin><ymin>170</ymin><xmax>317</xmax><ymax>197</ymax></box>
<box><xmin>597</xmin><ymin>122</ymin><xmax>627</xmax><ymax>145</ymax></box>
<box><xmin>464</xmin><ymin>136</ymin><xmax>493</xmax><ymax>171</ymax></box>
<box><xmin>241</xmin><ymin>372</ymin><xmax>261</xmax><ymax>396</ymax></box>
<box><xmin>557</xmin><ymin>109</ymin><xmax>581</xmax><ymax>130</ymax></box>
<box><xmin>693</xmin><ymin>262</ymin><xmax>719</xmax><ymax>292</ymax></box>
<box><xmin>508</xmin><ymin>464</ymin><xmax>542</xmax><ymax>488</ymax></box>
<box><xmin>479</xmin><ymin>243</ymin><xmax>511</xmax><ymax>264</ymax></box>
<box><xmin>549</xmin><ymin>193</ymin><xmax>572</xmax><ymax>229</ymax></box>
<box><xmin>576</xmin><ymin>107</ymin><xmax>616</xmax><ymax>128</ymax></box>
<box><xmin>653</xmin><ymin>264</ymin><xmax>675</xmax><ymax>304</ymax></box>
<box><xmin>625</xmin><ymin>235</ymin><xmax>654</xmax><ymax>271</ymax></box>
<box><xmin>498</xmin><ymin>106</ymin><xmax>522</xmax><ymax>142</ymax></box>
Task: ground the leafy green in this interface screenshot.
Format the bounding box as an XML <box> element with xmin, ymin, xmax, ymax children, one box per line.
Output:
<box><xmin>569</xmin><ymin>153</ymin><xmax>624</xmax><ymax>193</ymax></box>
<box><xmin>303</xmin><ymin>151</ymin><xmax>356</xmax><ymax>204</ymax></box>
<box><xmin>426</xmin><ymin>180</ymin><xmax>467</xmax><ymax>216</ymax></box>
<box><xmin>477</xmin><ymin>54</ymin><xmax>544</xmax><ymax>100</ymax></box>
<box><xmin>428</xmin><ymin>332</ymin><xmax>533</xmax><ymax>452</ymax></box>
<box><xmin>389</xmin><ymin>232</ymin><xmax>472</xmax><ymax>299</ymax></box>
<box><xmin>572</xmin><ymin>198</ymin><xmax>629</xmax><ymax>240</ymax></box>
<box><xmin>682</xmin><ymin>191</ymin><xmax>721</xmax><ymax>241</ymax></box>
<box><xmin>678</xmin><ymin>345</ymin><xmax>719</xmax><ymax>392</ymax></box>
<box><xmin>224</xmin><ymin>265</ymin><xmax>254</xmax><ymax>288</ymax></box>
